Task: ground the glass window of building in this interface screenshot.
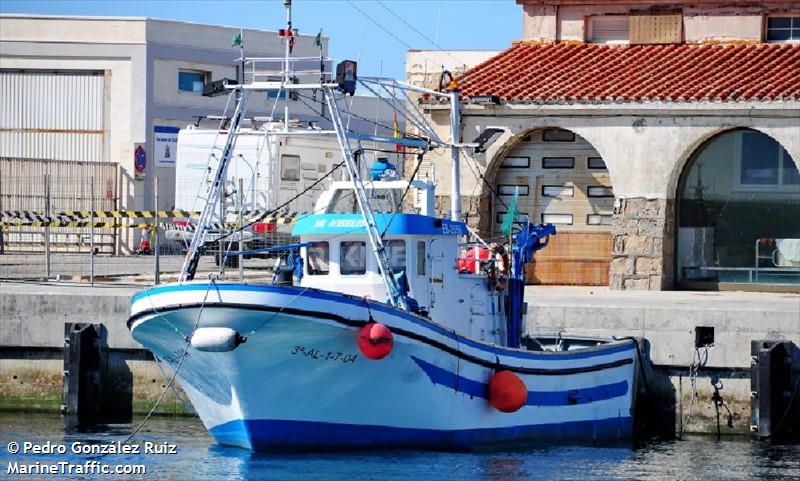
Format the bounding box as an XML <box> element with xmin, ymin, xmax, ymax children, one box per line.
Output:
<box><xmin>766</xmin><ymin>17</ymin><xmax>800</xmax><ymax>42</ymax></box>
<box><xmin>280</xmin><ymin>155</ymin><xmax>300</xmax><ymax>181</ymax></box>
<box><xmin>178</xmin><ymin>71</ymin><xmax>207</xmax><ymax>93</ymax></box>
<box><xmin>677</xmin><ymin>129</ymin><xmax>800</xmax><ymax>287</ymax></box>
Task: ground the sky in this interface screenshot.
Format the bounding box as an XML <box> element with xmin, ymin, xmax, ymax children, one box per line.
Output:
<box><xmin>0</xmin><ymin>0</ymin><xmax>522</xmax><ymax>80</ymax></box>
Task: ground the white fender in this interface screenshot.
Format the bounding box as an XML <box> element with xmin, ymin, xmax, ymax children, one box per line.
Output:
<box><xmin>190</xmin><ymin>327</ymin><xmax>244</xmax><ymax>352</ymax></box>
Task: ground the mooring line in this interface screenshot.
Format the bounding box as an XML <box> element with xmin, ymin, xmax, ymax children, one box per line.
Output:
<box><xmin>93</xmin><ymin>279</ymin><xmax>216</xmax><ymax>459</ymax></box>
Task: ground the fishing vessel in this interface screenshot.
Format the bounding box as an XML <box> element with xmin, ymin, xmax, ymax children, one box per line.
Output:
<box><xmin>128</xmin><ymin>0</ymin><xmax>641</xmax><ymax>450</ymax></box>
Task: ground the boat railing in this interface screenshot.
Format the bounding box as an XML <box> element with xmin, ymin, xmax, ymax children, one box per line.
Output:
<box><xmin>240</xmin><ymin>56</ymin><xmax>335</xmax><ymax>87</ymax></box>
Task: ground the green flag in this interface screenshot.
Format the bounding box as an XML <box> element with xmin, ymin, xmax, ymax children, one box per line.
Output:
<box><xmin>500</xmin><ymin>187</ymin><xmax>518</xmax><ymax>236</ymax></box>
<box><xmin>231</xmin><ymin>31</ymin><xmax>242</xmax><ymax>48</ymax></box>
<box><xmin>314</xmin><ymin>29</ymin><xmax>322</xmax><ymax>49</ymax></box>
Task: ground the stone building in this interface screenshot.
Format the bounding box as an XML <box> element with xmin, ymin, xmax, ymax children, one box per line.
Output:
<box><xmin>415</xmin><ymin>0</ymin><xmax>800</xmax><ymax>291</ymax></box>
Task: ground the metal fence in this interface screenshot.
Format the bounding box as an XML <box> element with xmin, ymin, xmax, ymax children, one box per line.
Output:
<box><xmin>0</xmin><ymin>157</ymin><xmax>118</xmax><ymax>253</ymax></box>
<box><xmin>0</xmin><ymin>158</ymin><xmax>292</xmax><ymax>284</ymax></box>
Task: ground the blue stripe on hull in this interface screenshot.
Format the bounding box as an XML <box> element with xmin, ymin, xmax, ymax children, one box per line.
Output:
<box><xmin>411</xmin><ymin>356</ymin><xmax>629</xmax><ymax>406</ymax></box>
<box><xmin>210</xmin><ymin>417</ymin><xmax>633</xmax><ymax>451</ymax></box>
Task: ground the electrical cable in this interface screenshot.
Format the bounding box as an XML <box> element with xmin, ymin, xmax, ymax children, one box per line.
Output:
<box><xmin>374</xmin><ymin>0</ymin><xmax>469</xmax><ymax>70</ymax></box>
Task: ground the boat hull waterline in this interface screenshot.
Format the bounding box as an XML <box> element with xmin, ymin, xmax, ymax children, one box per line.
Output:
<box><xmin>129</xmin><ymin>282</ymin><xmax>637</xmax><ymax>450</ymax></box>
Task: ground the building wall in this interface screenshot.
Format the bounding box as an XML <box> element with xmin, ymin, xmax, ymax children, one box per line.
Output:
<box><xmin>519</xmin><ymin>1</ymin><xmax>800</xmax><ymax>43</ymax></box>
<box><xmin>0</xmin><ymin>15</ymin><xmax>332</xmax><ymax>251</ymax></box>
<box><xmin>421</xmin><ymin>102</ymin><xmax>800</xmax><ymax>289</ymax></box>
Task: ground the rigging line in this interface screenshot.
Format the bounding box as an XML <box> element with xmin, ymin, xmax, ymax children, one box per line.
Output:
<box><xmin>358</xmin><ymin>81</ymin><xmax>438</xmax><ymax>143</ymax></box>
<box><xmin>368</xmin><ymin>80</ymin><xmax>438</xmax><ymax>140</ymax></box>
<box><xmin>105</xmin><ymin>279</ymin><xmax>217</xmax><ymax>455</ymax></box>
<box><xmin>210</xmin><ymin>160</ymin><xmax>345</xmax><ymax>248</ymax></box>
<box><xmin>459</xmin><ymin>146</ymin><xmax>509</xmax><ymax>210</ymax></box>
<box><xmin>189</xmin><ymin>90</ymin><xmax>235</xmax><ymax>215</ymax></box>
<box><xmin>295</xmin><ymin>91</ymin><xmax>430</xmax><ymax>143</ymax></box>
<box><xmin>372</xmin><ymin>82</ymin><xmax>440</xmax><ymax>142</ymax></box>
<box><xmin>346</xmin><ymin>25</ymin><xmax>369</xmax><ymax>132</ymax></box>
<box><xmin>379</xmin><ymin>153</ymin><xmax>427</xmax><ymax>239</ymax></box>
<box><xmin>375</xmin><ymin>0</ymin><xmax>468</xmax><ymax>68</ymax></box>
<box><xmin>344</xmin><ymin>0</ymin><xmax>447</xmax><ymax>69</ymax></box>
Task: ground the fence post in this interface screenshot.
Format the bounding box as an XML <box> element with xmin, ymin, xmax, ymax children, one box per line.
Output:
<box><xmin>90</xmin><ymin>176</ymin><xmax>95</xmax><ymax>286</ymax></box>
<box><xmin>154</xmin><ymin>177</ymin><xmax>160</xmax><ymax>285</ymax></box>
<box><xmin>44</xmin><ymin>174</ymin><xmax>51</xmax><ymax>279</ymax></box>
<box><xmin>238</xmin><ymin>177</ymin><xmax>244</xmax><ymax>281</ymax></box>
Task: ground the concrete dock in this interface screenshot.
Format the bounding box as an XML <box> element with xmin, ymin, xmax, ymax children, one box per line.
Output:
<box><xmin>1</xmin><ymin>280</ymin><xmax>798</xmax><ymax>436</ymax></box>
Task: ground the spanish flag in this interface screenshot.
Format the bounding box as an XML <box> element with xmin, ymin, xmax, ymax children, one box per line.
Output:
<box><xmin>393</xmin><ymin>112</ymin><xmax>403</xmax><ymax>153</ymax></box>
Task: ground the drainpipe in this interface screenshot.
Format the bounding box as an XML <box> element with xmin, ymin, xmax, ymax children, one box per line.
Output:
<box><xmin>450</xmin><ymin>89</ymin><xmax>461</xmax><ymax>222</ymax></box>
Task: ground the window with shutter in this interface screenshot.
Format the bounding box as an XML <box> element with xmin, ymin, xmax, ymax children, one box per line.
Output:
<box><xmin>588</xmin><ymin>16</ymin><xmax>630</xmax><ymax>44</ymax></box>
<box><xmin>630</xmin><ymin>14</ymin><xmax>682</xmax><ymax>44</ymax></box>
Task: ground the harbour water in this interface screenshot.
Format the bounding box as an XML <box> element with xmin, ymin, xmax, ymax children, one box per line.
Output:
<box><xmin>1</xmin><ymin>413</ymin><xmax>798</xmax><ymax>481</ymax></box>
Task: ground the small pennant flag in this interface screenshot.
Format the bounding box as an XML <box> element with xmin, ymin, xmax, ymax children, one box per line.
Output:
<box><xmin>231</xmin><ymin>31</ymin><xmax>242</xmax><ymax>47</ymax></box>
<box><xmin>393</xmin><ymin>112</ymin><xmax>403</xmax><ymax>153</ymax></box>
<box><xmin>500</xmin><ymin>187</ymin><xmax>518</xmax><ymax>236</ymax></box>
<box><xmin>314</xmin><ymin>29</ymin><xmax>322</xmax><ymax>49</ymax></box>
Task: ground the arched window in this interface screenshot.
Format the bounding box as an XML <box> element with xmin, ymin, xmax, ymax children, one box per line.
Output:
<box><xmin>677</xmin><ymin>129</ymin><xmax>800</xmax><ymax>287</ymax></box>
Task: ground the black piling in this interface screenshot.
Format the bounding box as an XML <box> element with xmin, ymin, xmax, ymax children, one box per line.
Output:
<box><xmin>750</xmin><ymin>340</ymin><xmax>800</xmax><ymax>442</ymax></box>
<box><xmin>62</xmin><ymin>323</ymin><xmax>132</xmax><ymax>425</ymax></box>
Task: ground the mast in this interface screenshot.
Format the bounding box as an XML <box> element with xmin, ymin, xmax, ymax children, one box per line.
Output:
<box><xmin>283</xmin><ymin>0</ymin><xmax>292</xmax><ymax>131</ymax></box>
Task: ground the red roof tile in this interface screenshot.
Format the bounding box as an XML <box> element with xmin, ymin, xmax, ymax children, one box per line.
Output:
<box><xmin>458</xmin><ymin>42</ymin><xmax>800</xmax><ymax>103</ymax></box>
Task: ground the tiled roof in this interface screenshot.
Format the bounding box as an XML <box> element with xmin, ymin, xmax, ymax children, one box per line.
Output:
<box><xmin>458</xmin><ymin>42</ymin><xmax>800</xmax><ymax>104</ymax></box>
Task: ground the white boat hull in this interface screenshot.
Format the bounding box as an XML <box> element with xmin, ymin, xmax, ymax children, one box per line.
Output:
<box><xmin>129</xmin><ymin>282</ymin><xmax>638</xmax><ymax>450</ymax></box>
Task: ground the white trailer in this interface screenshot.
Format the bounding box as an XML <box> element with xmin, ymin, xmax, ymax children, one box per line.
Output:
<box><xmin>174</xmin><ymin>124</ymin><xmax>344</xmax><ymax>215</ymax></box>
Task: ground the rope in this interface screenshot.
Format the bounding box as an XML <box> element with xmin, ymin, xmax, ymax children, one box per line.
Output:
<box><xmin>100</xmin><ymin>279</ymin><xmax>217</xmax><ymax>456</ymax></box>
<box><xmin>679</xmin><ymin>346</ymin><xmax>708</xmax><ymax>439</ymax></box>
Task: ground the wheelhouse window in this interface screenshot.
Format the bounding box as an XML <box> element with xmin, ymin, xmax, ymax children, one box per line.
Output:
<box><xmin>340</xmin><ymin>241</ymin><xmax>366</xmax><ymax>275</ymax></box>
<box><xmin>386</xmin><ymin>240</ymin><xmax>406</xmax><ymax>273</ymax></box>
<box><xmin>766</xmin><ymin>17</ymin><xmax>800</xmax><ymax>42</ymax></box>
<box><xmin>306</xmin><ymin>242</ymin><xmax>329</xmax><ymax>275</ymax></box>
<box><xmin>178</xmin><ymin>70</ymin><xmax>208</xmax><ymax>93</ymax></box>
<box><xmin>416</xmin><ymin>241</ymin><xmax>426</xmax><ymax>276</ymax></box>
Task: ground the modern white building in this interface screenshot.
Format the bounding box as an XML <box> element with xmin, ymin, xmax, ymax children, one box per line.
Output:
<box><xmin>0</xmin><ymin>14</ymin><xmax>395</xmax><ymax>252</ymax></box>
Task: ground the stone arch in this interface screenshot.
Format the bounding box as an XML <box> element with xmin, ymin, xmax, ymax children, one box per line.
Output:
<box><xmin>483</xmin><ymin>125</ymin><xmax>616</xmax><ymax>286</ymax></box>
<box><xmin>674</xmin><ymin>127</ymin><xmax>800</xmax><ymax>288</ymax></box>
<box><xmin>668</xmin><ymin>125</ymin><xmax>800</xmax><ymax>202</ymax></box>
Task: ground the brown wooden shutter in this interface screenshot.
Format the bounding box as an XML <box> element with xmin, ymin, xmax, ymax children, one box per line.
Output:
<box><xmin>630</xmin><ymin>14</ymin><xmax>682</xmax><ymax>44</ymax></box>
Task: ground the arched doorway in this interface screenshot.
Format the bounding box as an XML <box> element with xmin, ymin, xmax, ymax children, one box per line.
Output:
<box><xmin>492</xmin><ymin>127</ymin><xmax>614</xmax><ymax>285</ymax></box>
<box><xmin>677</xmin><ymin>128</ymin><xmax>800</xmax><ymax>287</ymax></box>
